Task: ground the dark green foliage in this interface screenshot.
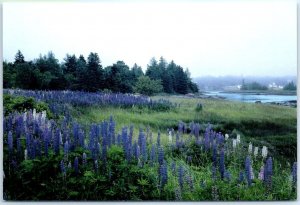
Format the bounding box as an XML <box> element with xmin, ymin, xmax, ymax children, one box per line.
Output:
<box><xmin>3</xmin><ymin>94</ymin><xmax>52</xmax><ymax>118</ymax></box>
<box><xmin>134</xmin><ymin>76</ymin><xmax>163</xmax><ymax>96</ymax></box>
<box><xmin>283</xmin><ymin>81</ymin><xmax>296</xmax><ymax>91</ymax></box>
<box><xmin>146</xmin><ymin>58</ymin><xmax>198</xmax><ymax>94</ymax></box>
<box><xmin>6</xmin><ymin>51</ymin><xmax>199</xmax><ymax>94</ymax></box>
<box><xmin>241</xmin><ymin>81</ymin><xmax>268</xmax><ymax>90</ymax></box>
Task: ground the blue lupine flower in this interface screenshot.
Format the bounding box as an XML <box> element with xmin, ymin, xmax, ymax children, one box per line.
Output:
<box><xmin>160</xmin><ymin>161</ymin><xmax>168</xmax><ymax>189</ymax></box>
<box><xmin>178</xmin><ymin>121</ymin><xmax>184</xmax><ymax>134</ymax></box>
<box><xmin>64</xmin><ymin>141</ymin><xmax>69</xmax><ymax>159</ymax></box>
<box><xmin>175</xmin><ymin>188</ymin><xmax>182</xmax><ymax>200</ymax></box>
<box><xmin>158</xmin><ymin>147</ymin><xmax>164</xmax><ymax>165</ymax></box>
<box><xmin>212</xmin><ymin>164</ymin><xmax>216</xmax><ymax>181</ymax></box>
<box><xmin>74</xmin><ymin>157</ymin><xmax>79</xmax><ymax>174</ymax></box>
<box><xmin>60</xmin><ymin>160</ymin><xmax>66</xmax><ymax>176</ymax></box>
<box><xmin>150</xmin><ymin>144</ymin><xmax>156</xmax><ymax>166</ymax></box>
<box><xmin>185</xmin><ymin>174</ymin><xmax>194</xmax><ymax>190</ymax></box>
<box><xmin>212</xmin><ymin>142</ymin><xmax>217</xmax><ymax>167</ymax></box>
<box><xmin>82</xmin><ymin>152</ymin><xmax>87</xmax><ymax>166</ymax></box>
<box><xmin>140</xmin><ymin>132</ymin><xmax>147</xmax><ymax>162</ymax></box>
<box><xmin>178</xmin><ymin>165</ymin><xmax>184</xmax><ymax>190</ymax></box>
<box><xmin>17</xmin><ymin>138</ymin><xmax>22</xmax><ymax>156</ymax></box>
<box><xmin>171</xmin><ymin>161</ymin><xmax>176</xmax><ymax>175</ymax></box>
<box><xmin>224</xmin><ymin>170</ymin><xmax>231</xmax><ymax>182</ymax></box>
<box><xmin>187</xmin><ymin>156</ymin><xmax>192</xmax><ymax>164</ymax></box>
<box><xmin>109</xmin><ymin>116</ymin><xmax>116</xmax><ymax>145</ymax></box>
<box><xmin>54</xmin><ymin>129</ymin><xmax>60</xmax><ymax>155</ymax></box>
<box><xmin>8</xmin><ymin>131</ymin><xmax>13</xmax><ymax>155</ymax></box>
<box><xmin>292</xmin><ymin>162</ymin><xmax>297</xmax><ymax>186</ymax></box>
<box><xmin>117</xmin><ymin>134</ymin><xmax>121</xmax><ymax>145</ymax></box>
<box><xmin>219</xmin><ymin>148</ymin><xmax>225</xmax><ymax>179</ymax></box>
<box><xmin>264</xmin><ymin>157</ymin><xmax>273</xmax><ymax>188</ymax></box>
<box><xmin>94</xmin><ymin>160</ymin><xmax>98</xmax><ymax>172</ymax></box>
<box><xmin>245</xmin><ymin>156</ymin><xmax>252</xmax><ymax>186</ymax></box>
<box><xmin>157</xmin><ymin>131</ymin><xmax>161</xmax><ymax>147</ymax></box>
<box><xmin>238</xmin><ymin>171</ymin><xmax>244</xmax><ymax>183</ymax></box>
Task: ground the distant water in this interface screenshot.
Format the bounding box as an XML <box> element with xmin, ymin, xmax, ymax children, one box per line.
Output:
<box><xmin>204</xmin><ymin>91</ymin><xmax>297</xmax><ymax>103</ymax></box>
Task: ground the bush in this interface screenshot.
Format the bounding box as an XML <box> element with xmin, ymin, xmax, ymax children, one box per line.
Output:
<box><xmin>4</xmin><ymin>94</ymin><xmax>53</xmax><ymax>118</ymax></box>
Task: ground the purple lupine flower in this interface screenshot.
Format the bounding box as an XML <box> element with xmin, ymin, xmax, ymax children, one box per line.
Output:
<box><xmin>194</xmin><ymin>123</ymin><xmax>200</xmax><ymax>140</ymax></box>
<box><xmin>264</xmin><ymin>157</ymin><xmax>273</xmax><ymax>188</ymax></box>
<box><xmin>60</xmin><ymin>160</ymin><xmax>66</xmax><ymax>177</ymax></box>
<box><xmin>117</xmin><ymin>134</ymin><xmax>121</xmax><ymax>145</ymax></box>
<box><xmin>171</xmin><ymin>161</ymin><xmax>176</xmax><ymax>175</ymax></box>
<box><xmin>94</xmin><ymin>160</ymin><xmax>98</xmax><ymax>172</ymax></box>
<box><xmin>82</xmin><ymin>152</ymin><xmax>87</xmax><ymax>166</ymax></box>
<box><xmin>185</xmin><ymin>174</ymin><xmax>194</xmax><ymax>190</ymax></box>
<box><xmin>8</xmin><ymin>131</ymin><xmax>13</xmax><ymax>155</ymax></box>
<box><xmin>175</xmin><ymin>188</ymin><xmax>182</xmax><ymax>200</ymax></box>
<box><xmin>204</xmin><ymin>128</ymin><xmax>210</xmax><ymax>151</ymax></box>
<box><xmin>109</xmin><ymin>116</ymin><xmax>116</xmax><ymax>145</ymax></box>
<box><xmin>150</xmin><ymin>144</ymin><xmax>156</xmax><ymax>166</ymax></box>
<box><xmin>224</xmin><ymin>170</ymin><xmax>231</xmax><ymax>182</ymax></box>
<box><xmin>178</xmin><ymin>121</ymin><xmax>184</xmax><ymax>134</ymax></box>
<box><xmin>64</xmin><ymin>141</ymin><xmax>69</xmax><ymax>160</ymax></box>
<box><xmin>36</xmin><ymin>140</ymin><xmax>41</xmax><ymax>157</ymax></box>
<box><xmin>292</xmin><ymin>162</ymin><xmax>297</xmax><ymax>186</ymax></box>
<box><xmin>258</xmin><ymin>165</ymin><xmax>264</xmax><ymax>180</ymax></box>
<box><xmin>245</xmin><ymin>156</ymin><xmax>252</xmax><ymax>186</ymax></box>
<box><xmin>178</xmin><ymin>165</ymin><xmax>184</xmax><ymax>190</ymax></box>
<box><xmin>187</xmin><ymin>156</ymin><xmax>192</xmax><ymax>164</ymax></box>
<box><xmin>31</xmin><ymin>139</ymin><xmax>37</xmax><ymax>159</ymax></box>
<box><xmin>157</xmin><ymin>131</ymin><xmax>161</xmax><ymax>147</ymax></box>
<box><xmin>212</xmin><ymin>164</ymin><xmax>216</xmax><ymax>181</ymax></box>
<box><xmin>74</xmin><ymin>157</ymin><xmax>79</xmax><ymax>174</ymax></box>
<box><xmin>159</xmin><ymin>161</ymin><xmax>168</xmax><ymax>189</ymax></box>
<box><xmin>17</xmin><ymin>138</ymin><xmax>22</xmax><ymax>156</ymax></box>
<box><xmin>238</xmin><ymin>171</ymin><xmax>244</xmax><ymax>183</ymax></box>
<box><xmin>158</xmin><ymin>147</ymin><xmax>164</xmax><ymax>165</ymax></box>
<box><xmin>141</xmin><ymin>132</ymin><xmax>147</xmax><ymax>162</ymax></box>
<box><xmin>54</xmin><ymin>129</ymin><xmax>60</xmax><ymax>155</ymax></box>
<box><xmin>212</xmin><ymin>142</ymin><xmax>217</xmax><ymax>167</ymax></box>
<box><xmin>73</xmin><ymin>122</ymin><xmax>80</xmax><ymax>147</ymax></box>
<box><xmin>78</xmin><ymin>130</ymin><xmax>85</xmax><ymax>148</ymax></box>
<box><xmin>219</xmin><ymin>148</ymin><xmax>225</xmax><ymax>179</ymax></box>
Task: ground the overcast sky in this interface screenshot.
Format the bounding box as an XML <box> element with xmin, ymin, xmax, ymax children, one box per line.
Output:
<box><xmin>3</xmin><ymin>0</ymin><xmax>297</xmax><ymax>77</ymax></box>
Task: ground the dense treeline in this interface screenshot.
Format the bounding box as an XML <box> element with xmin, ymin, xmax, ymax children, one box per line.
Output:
<box><xmin>4</xmin><ymin>50</ymin><xmax>198</xmax><ymax>95</ymax></box>
<box><xmin>241</xmin><ymin>80</ymin><xmax>268</xmax><ymax>91</ymax></box>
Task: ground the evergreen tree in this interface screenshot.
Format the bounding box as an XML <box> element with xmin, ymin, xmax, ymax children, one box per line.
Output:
<box><xmin>14</xmin><ymin>50</ymin><xmax>25</xmax><ymax>64</ymax></box>
<box><xmin>83</xmin><ymin>52</ymin><xmax>104</xmax><ymax>92</ymax></box>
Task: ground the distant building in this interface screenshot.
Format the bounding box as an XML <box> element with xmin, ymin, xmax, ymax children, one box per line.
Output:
<box><xmin>223</xmin><ymin>85</ymin><xmax>242</xmax><ymax>91</ymax></box>
<box><xmin>268</xmin><ymin>82</ymin><xmax>283</xmax><ymax>90</ymax></box>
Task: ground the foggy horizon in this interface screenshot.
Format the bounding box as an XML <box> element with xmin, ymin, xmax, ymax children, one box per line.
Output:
<box><xmin>4</xmin><ymin>1</ymin><xmax>297</xmax><ymax>78</ymax></box>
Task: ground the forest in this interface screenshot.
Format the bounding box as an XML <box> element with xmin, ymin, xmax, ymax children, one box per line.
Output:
<box><xmin>4</xmin><ymin>50</ymin><xmax>198</xmax><ymax>95</ymax></box>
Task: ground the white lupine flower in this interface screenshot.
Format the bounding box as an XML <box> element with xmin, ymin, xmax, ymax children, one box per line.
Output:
<box><xmin>68</xmin><ymin>162</ymin><xmax>72</xmax><ymax>169</ymax></box>
<box><xmin>254</xmin><ymin>147</ymin><xmax>258</xmax><ymax>157</ymax></box>
<box><xmin>233</xmin><ymin>139</ymin><xmax>237</xmax><ymax>149</ymax></box>
<box><xmin>24</xmin><ymin>149</ymin><xmax>28</xmax><ymax>160</ymax></box>
<box><xmin>33</xmin><ymin>109</ymin><xmax>37</xmax><ymax>120</ymax></box>
<box><xmin>262</xmin><ymin>146</ymin><xmax>268</xmax><ymax>158</ymax></box>
<box><xmin>236</xmin><ymin>134</ymin><xmax>241</xmax><ymax>144</ymax></box>
<box><xmin>250</xmin><ymin>166</ymin><xmax>254</xmax><ymax>179</ymax></box>
<box><xmin>41</xmin><ymin>110</ymin><xmax>47</xmax><ymax>121</ymax></box>
<box><xmin>248</xmin><ymin>143</ymin><xmax>253</xmax><ymax>155</ymax></box>
<box><xmin>258</xmin><ymin>166</ymin><xmax>264</xmax><ymax>180</ymax></box>
<box><xmin>23</xmin><ymin>112</ymin><xmax>27</xmax><ymax>122</ymax></box>
<box><xmin>225</xmin><ymin>134</ymin><xmax>229</xmax><ymax>141</ymax></box>
<box><xmin>168</xmin><ymin>131</ymin><xmax>172</xmax><ymax>143</ymax></box>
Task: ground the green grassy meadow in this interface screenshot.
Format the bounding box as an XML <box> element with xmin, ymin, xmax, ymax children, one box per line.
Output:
<box><xmin>72</xmin><ymin>95</ymin><xmax>296</xmax><ymax>163</ymax></box>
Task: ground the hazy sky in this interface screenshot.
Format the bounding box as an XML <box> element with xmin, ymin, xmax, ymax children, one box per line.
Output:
<box><xmin>3</xmin><ymin>0</ymin><xmax>297</xmax><ymax>77</ymax></box>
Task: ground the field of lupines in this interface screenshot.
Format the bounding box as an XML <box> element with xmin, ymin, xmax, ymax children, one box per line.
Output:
<box><xmin>3</xmin><ymin>98</ymin><xmax>297</xmax><ymax>201</ymax></box>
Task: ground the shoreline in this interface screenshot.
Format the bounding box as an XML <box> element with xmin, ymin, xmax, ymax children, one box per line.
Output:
<box><xmin>218</xmin><ymin>90</ymin><xmax>296</xmax><ymax>96</ymax></box>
